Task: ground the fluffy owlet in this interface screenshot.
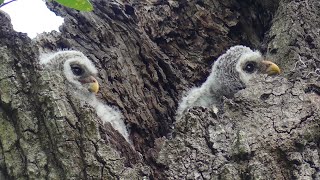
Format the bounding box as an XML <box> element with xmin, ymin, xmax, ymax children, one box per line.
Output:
<box><xmin>39</xmin><ymin>50</ymin><xmax>131</xmax><ymax>143</ymax></box>
<box><xmin>176</xmin><ymin>45</ymin><xmax>281</xmax><ymax>119</ymax></box>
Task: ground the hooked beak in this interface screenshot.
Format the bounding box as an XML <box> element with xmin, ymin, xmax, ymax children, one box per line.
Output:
<box><xmin>79</xmin><ymin>76</ymin><xmax>99</xmax><ymax>93</ymax></box>
<box><xmin>261</xmin><ymin>60</ymin><xmax>281</xmax><ymax>75</ymax></box>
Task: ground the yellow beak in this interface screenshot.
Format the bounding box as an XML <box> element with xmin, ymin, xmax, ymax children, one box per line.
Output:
<box><xmin>89</xmin><ymin>80</ymin><xmax>99</xmax><ymax>93</ymax></box>
<box><xmin>80</xmin><ymin>76</ymin><xmax>99</xmax><ymax>93</ymax></box>
<box><xmin>262</xmin><ymin>61</ymin><xmax>281</xmax><ymax>75</ymax></box>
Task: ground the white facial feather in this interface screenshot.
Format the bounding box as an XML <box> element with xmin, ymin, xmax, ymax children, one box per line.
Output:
<box><xmin>62</xmin><ymin>57</ymin><xmax>98</xmax><ymax>87</ymax></box>
<box><xmin>39</xmin><ymin>50</ymin><xmax>131</xmax><ymax>144</ymax></box>
<box><xmin>40</xmin><ymin>50</ymin><xmax>98</xmax><ymax>74</ymax></box>
<box><xmin>236</xmin><ymin>50</ymin><xmax>262</xmax><ymax>84</ymax></box>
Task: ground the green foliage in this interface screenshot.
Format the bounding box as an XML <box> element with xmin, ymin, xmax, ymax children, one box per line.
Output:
<box><xmin>54</xmin><ymin>0</ymin><xmax>93</xmax><ymax>11</ymax></box>
<box><xmin>0</xmin><ymin>0</ymin><xmax>4</xmax><ymax>5</ymax></box>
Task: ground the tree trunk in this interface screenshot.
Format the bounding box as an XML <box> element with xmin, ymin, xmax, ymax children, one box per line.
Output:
<box><xmin>0</xmin><ymin>0</ymin><xmax>319</xmax><ymax>179</ymax></box>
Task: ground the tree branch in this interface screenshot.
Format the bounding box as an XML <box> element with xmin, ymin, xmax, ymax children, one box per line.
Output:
<box><xmin>0</xmin><ymin>0</ymin><xmax>17</xmax><ymax>8</ymax></box>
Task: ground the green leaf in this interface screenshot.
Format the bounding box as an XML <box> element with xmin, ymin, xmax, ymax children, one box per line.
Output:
<box><xmin>54</xmin><ymin>0</ymin><xmax>93</xmax><ymax>11</ymax></box>
<box><xmin>0</xmin><ymin>0</ymin><xmax>4</xmax><ymax>5</ymax></box>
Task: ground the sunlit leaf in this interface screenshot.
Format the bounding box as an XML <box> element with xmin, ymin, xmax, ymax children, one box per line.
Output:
<box><xmin>54</xmin><ymin>0</ymin><xmax>93</xmax><ymax>11</ymax></box>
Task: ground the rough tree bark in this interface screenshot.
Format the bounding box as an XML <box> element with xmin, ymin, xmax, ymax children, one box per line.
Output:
<box><xmin>0</xmin><ymin>0</ymin><xmax>319</xmax><ymax>179</ymax></box>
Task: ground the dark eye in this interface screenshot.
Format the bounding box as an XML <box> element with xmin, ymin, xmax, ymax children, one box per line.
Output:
<box><xmin>71</xmin><ymin>65</ymin><xmax>84</xmax><ymax>76</ymax></box>
<box><xmin>244</xmin><ymin>62</ymin><xmax>256</xmax><ymax>73</ymax></box>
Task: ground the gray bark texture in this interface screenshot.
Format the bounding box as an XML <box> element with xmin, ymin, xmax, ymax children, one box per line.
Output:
<box><xmin>0</xmin><ymin>0</ymin><xmax>319</xmax><ymax>179</ymax></box>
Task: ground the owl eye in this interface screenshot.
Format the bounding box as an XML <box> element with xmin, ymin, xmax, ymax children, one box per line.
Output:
<box><xmin>243</xmin><ymin>62</ymin><xmax>256</xmax><ymax>73</ymax></box>
<box><xmin>71</xmin><ymin>65</ymin><xmax>84</xmax><ymax>76</ymax></box>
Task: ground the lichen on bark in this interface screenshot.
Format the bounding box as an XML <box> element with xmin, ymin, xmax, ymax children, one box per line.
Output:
<box><xmin>0</xmin><ymin>0</ymin><xmax>319</xmax><ymax>179</ymax></box>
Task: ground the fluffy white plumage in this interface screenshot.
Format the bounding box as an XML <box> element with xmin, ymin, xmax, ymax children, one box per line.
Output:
<box><xmin>40</xmin><ymin>50</ymin><xmax>131</xmax><ymax>143</ymax></box>
<box><xmin>176</xmin><ymin>45</ymin><xmax>280</xmax><ymax>119</ymax></box>
<box><xmin>89</xmin><ymin>96</ymin><xmax>131</xmax><ymax>144</ymax></box>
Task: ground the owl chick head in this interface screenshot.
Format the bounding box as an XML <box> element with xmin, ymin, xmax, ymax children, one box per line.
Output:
<box><xmin>208</xmin><ymin>45</ymin><xmax>280</xmax><ymax>98</ymax></box>
<box><xmin>235</xmin><ymin>47</ymin><xmax>280</xmax><ymax>84</ymax></box>
<box><xmin>40</xmin><ymin>50</ymin><xmax>100</xmax><ymax>94</ymax></box>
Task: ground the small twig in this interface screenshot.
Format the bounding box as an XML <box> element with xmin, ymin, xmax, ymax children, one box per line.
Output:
<box><xmin>291</xmin><ymin>54</ymin><xmax>307</xmax><ymax>71</ymax></box>
<box><xmin>306</xmin><ymin>72</ymin><xmax>313</xmax><ymax>78</ymax></box>
<box><xmin>0</xmin><ymin>0</ymin><xmax>17</xmax><ymax>8</ymax></box>
<box><xmin>306</xmin><ymin>68</ymin><xmax>320</xmax><ymax>81</ymax></box>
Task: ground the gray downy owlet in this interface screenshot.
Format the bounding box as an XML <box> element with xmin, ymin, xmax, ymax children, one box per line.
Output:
<box><xmin>39</xmin><ymin>50</ymin><xmax>131</xmax><ymax>144</ymax></box>
<box><xmin>176</xmin><ymin>45</ymin><xmax>281</xmax><ymax>119</ymax></box>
